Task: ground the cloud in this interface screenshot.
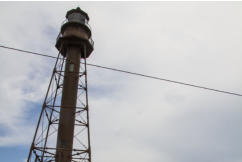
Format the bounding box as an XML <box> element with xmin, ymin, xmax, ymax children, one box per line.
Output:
<box><xmin>0</xmin><ymin>1</ymin><xmax>242</xmax><ymax>162</ymax></box>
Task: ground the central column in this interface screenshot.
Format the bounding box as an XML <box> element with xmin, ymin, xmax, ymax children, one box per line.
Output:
<box><xmin>56</xmin><ymin>46</ymin><xmax>81</xmax><ymax>162</ymax></box>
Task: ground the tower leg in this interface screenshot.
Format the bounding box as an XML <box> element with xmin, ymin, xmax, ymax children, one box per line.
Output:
<box><xmin>27</xmin><ymin>50</ymin><xmax>65</xmax><ymax>162</ymax></box>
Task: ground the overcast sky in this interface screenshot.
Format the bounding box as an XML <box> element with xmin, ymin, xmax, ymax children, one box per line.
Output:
<box><xmin>0</xmin><ymin>1</ymin><xmax>242</xmax><ymax>162</ymax></box>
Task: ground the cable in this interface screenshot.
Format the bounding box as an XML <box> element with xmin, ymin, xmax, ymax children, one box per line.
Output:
<box><xmin>87</xmin><ymin>64</ymin><xmax>242</xmax><ymax>97</ymax></box>
<box><xmin>0</xmin><ymin>44</ymin><xmax>242</xmax><ymax>97</ymax></box>
<box><xmin>0</xmin><ymin>45</ymin><xmax>57</xmax><ymax>59</ymax></box>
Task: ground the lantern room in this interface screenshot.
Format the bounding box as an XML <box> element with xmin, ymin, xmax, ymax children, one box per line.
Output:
<box><xmin>56</xmin><ymin>7</ymin><xmax>94</xmax><ymax>58</ymax></box>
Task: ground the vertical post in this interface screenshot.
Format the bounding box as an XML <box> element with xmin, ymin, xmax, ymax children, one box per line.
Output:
<box><xmin>56</xmin><ymin>46</ymin><xmax>81</xmax><ymax>162</ymax></box>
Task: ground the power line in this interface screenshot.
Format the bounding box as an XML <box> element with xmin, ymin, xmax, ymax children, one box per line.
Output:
<box><xmin>0</xmin><ymin>45</ymin><xmax>57</xmax><ymax>59</ymax></box>
<box><xmin>0</xmin><ymin>44</ymin><xmax>242</xmax><ymax>97</ymax></box>
<box><xmin>86</xmin><ymin>64</ymin><xmax>242</xmax><ymax>97</ymax></box>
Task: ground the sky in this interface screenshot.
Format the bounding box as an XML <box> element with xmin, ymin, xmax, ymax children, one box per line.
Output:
<box><xmin>0</xmin><ymin>1</ymin><xmax>242</xmax><ymax>162</ymax></box>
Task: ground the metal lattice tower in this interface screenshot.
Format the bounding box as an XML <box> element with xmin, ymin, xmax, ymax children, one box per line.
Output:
<box><xmin>27</xmin><ymin>7</ymin><xmax>94</xmax><ymax>162</ymax></box>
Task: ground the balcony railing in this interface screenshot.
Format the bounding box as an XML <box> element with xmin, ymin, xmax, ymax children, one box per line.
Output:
<box><xmin>61</xmin><ymin>19</ymin><xmax>92</xmax><ymax>31</ymax></box>
<box><xmin>56</xmin><ymin>32</ymin><xmax>94</xmax><ymax>47</ymax></box>
<box><xmin>56</xmin><ymin>18</ymin><xmax>94</xmax><ymax>47</ymax></box>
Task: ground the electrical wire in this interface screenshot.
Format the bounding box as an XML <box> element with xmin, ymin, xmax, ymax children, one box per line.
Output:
<box><xmin>0</xmin><ymin>45</ymin><xmax>57</xmax><ymax>59</ymax></box>
<box><xmin>0</xmin><ymin>44</ymin><xmax>242</xmax><ymax>97</ymax></box>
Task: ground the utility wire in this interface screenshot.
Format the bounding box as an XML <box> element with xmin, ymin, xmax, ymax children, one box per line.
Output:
<box><xmin>0</xmin><ymin>45</ymin><xmax>57</xmax><ymax>59</ymax></box>
<box><xmin>0</xmin><ymin>44</ymin><xmax>242</xmax><ymax>97</ymax></box>
<box><xmin>86</xmin><ymin>64</ymin><xmax>242</xmax><ymax>97</ymax></box>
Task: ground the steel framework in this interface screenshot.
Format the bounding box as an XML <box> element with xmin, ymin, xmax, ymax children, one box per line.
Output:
<box><xmin>27</xmin><ymin>45</ymin><xmax>92</xmax><ymax>162</ymax></box>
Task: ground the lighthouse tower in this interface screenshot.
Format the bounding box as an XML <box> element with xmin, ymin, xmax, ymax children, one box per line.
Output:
<box><xmin>55</xmin><ymin>7</ymin><xmax>93</xmax><ymax>162</ymax></box>
<box><xmin>27</xmin><ymin>7</ymin><xmax>94</xmax><ymax>162</ymax></box>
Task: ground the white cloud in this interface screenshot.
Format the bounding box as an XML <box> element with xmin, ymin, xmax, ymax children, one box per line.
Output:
<box><xmin>0</xmin><ymin>1</ymin><xmax>242</xmax><ymax>162</ymax></box>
